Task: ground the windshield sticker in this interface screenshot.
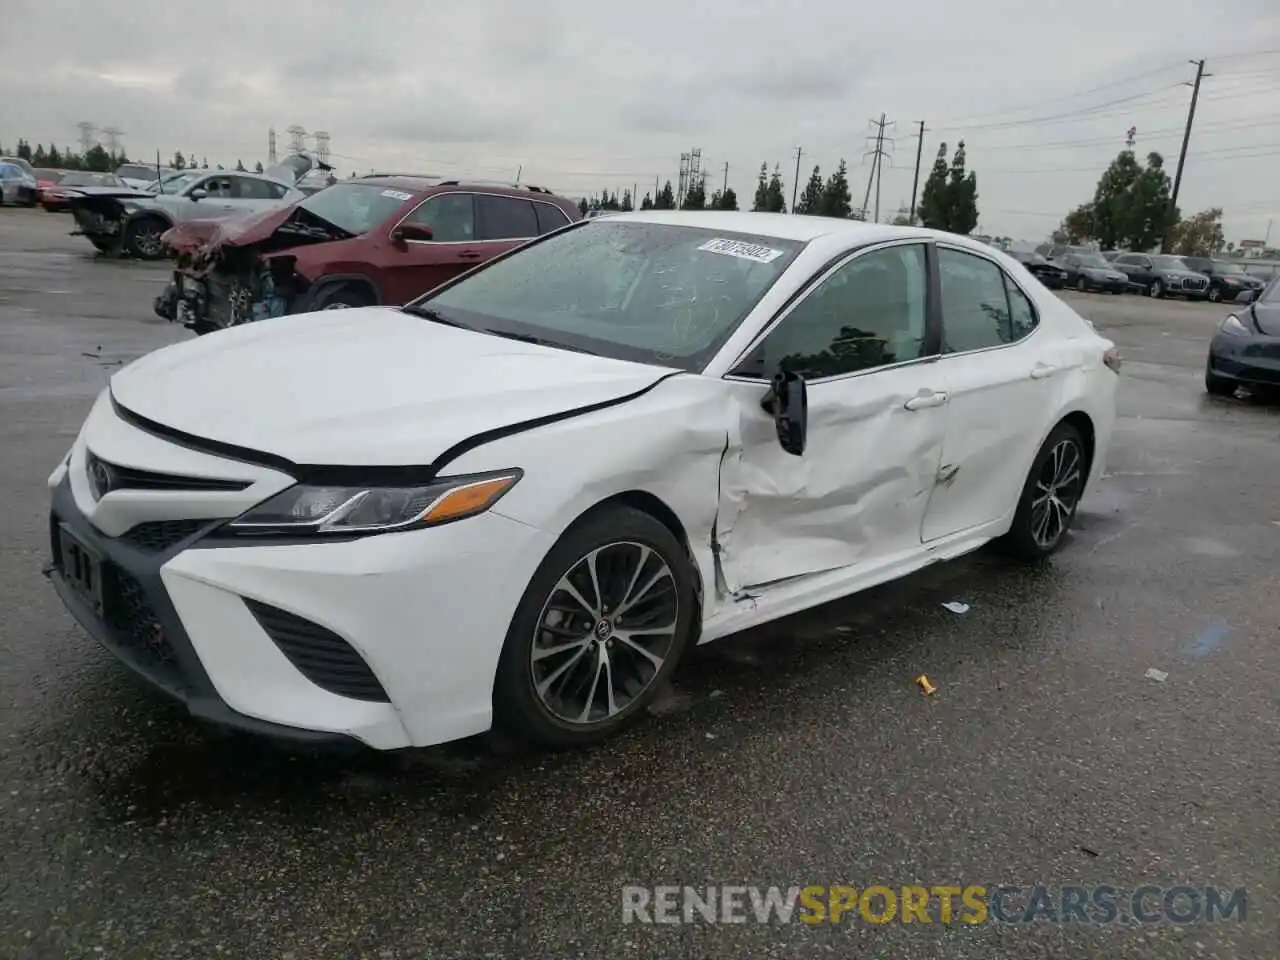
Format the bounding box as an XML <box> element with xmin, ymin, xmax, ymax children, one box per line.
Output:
<box><xmin>380</xmin><ymin>189</ymin><xmax>414</xmax><ymax>202</ymax></box>
<box><xmin>697</xmin><ymin>238</ymin><xmax>785</xmax><ymax>263</ymax></box>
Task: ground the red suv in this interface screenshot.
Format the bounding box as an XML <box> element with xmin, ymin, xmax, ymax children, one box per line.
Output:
<box><xmin>154</xmin><ymin>176</ymin><xmax>581</xmax><ymax>333</ymax></box>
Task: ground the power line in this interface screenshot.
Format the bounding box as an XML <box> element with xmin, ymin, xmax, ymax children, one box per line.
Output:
<box><xmin>933</xmin><ymin>85</ymin><xmax>1183</xmax><ymax>133</ymax></box>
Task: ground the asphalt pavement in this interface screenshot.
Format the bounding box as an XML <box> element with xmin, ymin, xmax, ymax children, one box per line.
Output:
<box><xmin>1</xmin><ymin>208</ymin><xmax>1276</xmax><ymax>960</ymax></box>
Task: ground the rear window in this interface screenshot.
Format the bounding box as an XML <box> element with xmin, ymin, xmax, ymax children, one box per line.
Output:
<box><xmin>58</xmin><ymin>172</ymin><xmax>124</xmax><ymax>187</ymax></box>
<box><xmin>115</xmin><ymin>164</ymin><xmax>161</xmax><ymax>181</ymax></box>
<box><xmin>419</xmin><ymin>220</ymin><xmax>804</xmax><ymax>371</ymax></box>
<box><xmin>297</xmin><ymin>183</ymin><xmax>416</xmax><ymax>235</ymax></box>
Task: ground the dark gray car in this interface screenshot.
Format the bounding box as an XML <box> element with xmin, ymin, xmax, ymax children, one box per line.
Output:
<box><xmin>1112</xmin><ymin>252</ymin><xmax>1210</xmax><ymax>300</ymax></box>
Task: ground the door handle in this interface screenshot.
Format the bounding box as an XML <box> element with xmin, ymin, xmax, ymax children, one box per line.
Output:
<box><xmin>458</xmin><ymin>250</ymin><xmax>483</xmax><ymax>260</ymax></box>
<box><xmin>904</xmin><ymin>391</ymin><xmax>948</xmax><ymax>410</ymax></box>
<box><xmin>1030</xmin><ymin>364</ymin><xmax>1061</xmax><ymax>379</ymax></box>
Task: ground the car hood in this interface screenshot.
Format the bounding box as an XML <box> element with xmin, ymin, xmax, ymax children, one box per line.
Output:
<box><xmin>163</xmin><ymin>203</ymin><xmax>351</xmax><ymax>264</ymax></box>
<box><xmin>1248</xmin><ymin>301</ymin><xmax>1280</xmax><ymax>337</ymax></box>
<box><xmin>63</xmin><ymin>185</ymin><xmax>155</xmax><ymax>200</ymax></box>
<box><xmin>109</xmin><ymin>307</ymin><xmax>678</xmax><ymax>466</ymax></box>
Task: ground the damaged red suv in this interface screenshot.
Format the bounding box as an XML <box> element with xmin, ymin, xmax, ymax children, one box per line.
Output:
<box><xmin>154</xmin><ymin>176</ymin><xmax>581</xmax><ymax>333</ymax></box>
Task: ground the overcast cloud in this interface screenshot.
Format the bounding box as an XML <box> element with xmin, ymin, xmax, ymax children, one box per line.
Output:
<box><xmin>3</xmin><ymin>0</ymin><xmax>1279</xmax><ymax>242</ymax></box>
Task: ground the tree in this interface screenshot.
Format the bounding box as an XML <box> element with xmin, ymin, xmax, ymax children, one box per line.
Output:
<box><xmin>795</xmin><ymin>165</ymin><xmax>824</xmax><ymax>214</ymax></box>
<box><xmin>892</xmin><ymin>212</ymin><xmax>912</xmax><ymax>226</ymax></box>
<box><xmin>1125</xmin><ymin>152</ymin><xmax>1176</xmax><ymax>251</ymax></box>
<box><xmin>1054</xmin><ymin>203</ymin><xmax>1096</xmax><ymax>244</ymax></box>
<box><xmin>1168</xmin><ymin>208</ymin><xmax>1225</xmax><ymax>257</ymax></box>
<box><xmin>16</xmin><ymin>139</ymin><xmax>32</xmax><ymax>161</ymax></box>
<box><xmin>235</xmin><ymin>159</ymin><xmax>247</xmax><ymax>172</ymax></box>
<box><xmin>578</xmin><ymin>198</ymin><xmax>589</xmax><ymax>215</ymax></box>
<box><xmin>765</xmin><ymin>164</ymin><xmax>786</xmax><ymax>212</ymax></box>
<box><xmin>916</xmin><ymin>144</ymin><xmax>950</xmax><ymax>229</ymax></box>
<box><xmin>720</xmin><ymin>186</ymin><xmax>739</xmax><ymax>211</ymax></box>
<box><xmin>201</xmin><ymin>157</ymin><xmax>209</xmax><ymax>169</ymax></box>
<box><xmin>820</xmin><ymin>159</ymin><xmax>853</xmax><ymax>218</ymax></box>
<box><xmin>32</xmin><ymin>144</ymin><xmax>48</xmax><ymax>166</ymax></box>
<box><xmin>172</xmin><ymin>151</ymin><xmax>186</xmax><ymax>170</ymax></box>
<box><xmin>682</xmin><ymin>176</ymin><xmax>706</xmax><ymax>210</ymax></box>
<box><xmin>1059</xmin><ymin>149</ymin><xmax>1177</xmax><ymax>251</ymax></box>
<box><xmin>83</xmin><ymin>144</ymin><xmax>112</xmax><ymax>172</ymax></box>
<box><xmin>47</xmin><ymin>145</ymin><xmax>61</xmax><ymax>167</ymax></box>
<box><xmin>655</xmin><ymin>180</ymin><xmax>675</xmax><ymax>210</ymax></box>
<box><xmin>640</xmin><ymin>192</ymin><xmax>654</xmax><ymax>210</ymax></box>
<box><xmin>621</xmin><ymin>189</ymin><xmax>633</xmax><ymax>211</ymax></box>
<box><xmin>113</xmin><ymin>150</ymin><xmax>129</xmax><ymax>166</ymax></box>
<box><xmin>752</xmin><ymin>162</ymin><xmax>769</xmax><ymax>212</ymax></box>
<box><xmin>946</xmin><ymin>142</ymin><xmax>979</xmax><ymax>234</ymax></box>
<box><xmin>254</xmin><ymin>160</ymin><xmax>264</xmax><ymax>174</ymax></box>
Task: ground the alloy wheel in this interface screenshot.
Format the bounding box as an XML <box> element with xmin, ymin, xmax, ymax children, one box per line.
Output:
<box><xmin>1030</xmin><ymin>438</ymin><xmax>1083</xmax><ymax>550</ymax></box>
<box><xmin>1149</xmin><ymin>280</ymin><xmax>1162</xmax><ymax>298</ymax></box>
<box><xmin>133</xmin><ymin>224</ymin><xmax>164</xmax><ymax>258</ymax></box>
<box><xmin>530</xmin><ymin>541</ymin><xmax>678</xmax><ymax>726</ymax></box>
<box><xmin>1208</xmin><ymin>288</ymin><xmax>1221</xmax><ymax>303</ymax></box>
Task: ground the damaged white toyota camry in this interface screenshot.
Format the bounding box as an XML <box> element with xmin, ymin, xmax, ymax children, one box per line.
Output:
<box><xmin>47</xmin><ymin>211</ymin><xmax>1119</xmax><ymax>750</ymax></box>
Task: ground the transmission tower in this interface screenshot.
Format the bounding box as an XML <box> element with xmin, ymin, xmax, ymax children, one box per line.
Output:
<box><xmin>313</xmin><ymin>131</ymin><xmax>331</xmax><ymax>165</ymax></box>
<box><xmin>860</xmin><ymin>114</ymin><xmax>896</xmax><ymax>222</ymax></box>
<box><xmin>678</xmin><ymin>153</ymin><xmax>690</xmax><ymax>207</ymax></box>
<box><xmin>101</xmin><ymin>127</ymin><xmax>124</xmax><ymax>156</ymax></box>
<box><xmin>268</xmin><ymin>127</ymin><xmax>277</xmax><ymax>165</ymax></box>
<box><xmin>689</xmin><ymin>148</ymin><xmax>702</xmax><ymax>199</ymax></box>
<box><xmin>75</xmin><ymin>122</ymin><xmax>97</xmax><ymax>154</ymax></box>
<box><xmin>285</xmin><ymin>125</ymin><xmax>308</xmax><ymax>153</ymax></box>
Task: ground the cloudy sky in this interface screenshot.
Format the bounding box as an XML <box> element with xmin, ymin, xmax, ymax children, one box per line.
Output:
<box><xmin>3</xmin><ymin>0</ymin><xmax>1279</xmax><ymax>243</ymax></box>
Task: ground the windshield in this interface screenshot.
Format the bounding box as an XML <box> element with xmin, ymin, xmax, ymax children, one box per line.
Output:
<box><xmin>156</xmin><ymin>172</ymin><xmax>199</xmax><ymax>194</ymax></box>
<box><xmin>1212</xmin><ymin>261</ymin><xmax>1245</xmax><ymax>274</ymax></box>
<box><xmin>115</xmin><ymin>164</ymin><xmax>161</xmax><ymax>181</ymax></box>
<box><xmin>58</xmin><ymin>172</ymin><xmax>124</xmax><ymax>187</ymax></box>
<box><xmin>297</xmin><ymin>183</ymin><xmax>416</xmax><ymax>235</ymax></box>
<box><xmin>417</xmin><ymin>220</ymin><xmax>804</xmax><ymax>371</ymax></box>
<box><xmin>1073</xmin><ymin>254</ymin><xmax>1109</xmax><ymax>268</ymax></box>
<box><xmin>1150</xmin><ymin>255</ymin><xmax>1188</xmax><ymax>270</ymax></box>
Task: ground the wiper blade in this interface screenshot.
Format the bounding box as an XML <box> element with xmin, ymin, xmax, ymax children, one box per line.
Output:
<box><xmin>400</xmin><ymin>304</ymin><xmax>471</xmax><ymax>329</ymax></box>
<box><xmin>481</xmin><ymin>329</ymin><xmax>597</xmax><ymax>355</ymax></box>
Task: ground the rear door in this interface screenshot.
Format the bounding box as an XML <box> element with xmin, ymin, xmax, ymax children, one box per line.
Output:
<box><xmin>920</xmin><ymin>244</ymin><xmax>1068</xmax><ymax>542</ymax></box>
<box><xmin>533</xmin><ymin>200</ymin><xmax>572</xmax><ymax>235</ymax></box>
<box><xmin>382</xmin><ymin>191</ymin><xmax>480</xmax><ymax>303</ymax></box>
<box><xmin>475</xmin><ymin>194</ymin><xmax>541</xmax><ymax>250</ymax></box>
<box><xmin>230</xmin><ymin>175</ymin><xmax>291</xmax><ymax>213</ymax></box>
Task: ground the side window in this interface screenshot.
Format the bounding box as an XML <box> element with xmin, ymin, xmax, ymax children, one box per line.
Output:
<box><xmin>232</xmin><ymin>177</ymin><xmax>276</xmax><ymax>200</ymax></box>
<box><xmin>476</xmin><ymin>195</ymin><xmax>539</xmax><ymax>241</ymax></box>
<box><xmin>533</xmin><ymin>201</ymin><xmax>570</xmax><ymax>234</ymax></box>
<box><xmin>195</xmin><ymin>176</ymin><xmax>232</xmax><ymax>198</ymax></box>
<box><xmin>755</xmin><ymin>244</ymin><xmax>928</xmax><ymax>379</ymax></box>
<box><xmin>403</xmin><ymin>193</ymin><xmax>476</xmax><ymax>242</ymax></box>
<box><xmin>264</xmin><ymin>181</ymin><xmax>289</xmax><ymax>200</ymax></box>
<box><xmin>1004</xmin><ymin>275</ymin><xmax>1038</xmax><ymax>340</ymax></box>
<box><xmin>938</xmin><ymin>247</ymin><xmax>1014</xmax><ymax>352</ymax></box>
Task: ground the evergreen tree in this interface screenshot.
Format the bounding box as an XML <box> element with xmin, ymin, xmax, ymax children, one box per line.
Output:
<box><xmin>172</xmin><ymin>151</ymin><xmax>186</xmax><ymax>170</ymax></box>
<box><xmin>946</xmin><ymin>141</ymin><xmax>979</xmax><ymax>235</ymax></box>
<box><xmin>640</xmin><ymin>192</ymin><xmax>654</xmax><ymax>210</ymax></box>
<box><xmin>752</xmin><ymin>162</ymin><xmax>769</xmax><ymax>212</ymax></box>
<box><xmin>255</xmin><ymin>160</ymin><xmax>264</xmax><ymax>173</ymax></box>
<box><xmin>720</xmin><ymin>186</ymin><xmax>739</xmax><ymax>211</ymax></box>
<box><xmin>819</xmin><ymin>159</ymin><xmax>852</xmax><ymax>218</ymax></box>
<box><xmin>621</xmin><ymin>188</ymin><xmax>633</xmax><ymax>211</ymax></box>
<box><xmin>201</xmin><ymin>157</ymin><xmax>209</xmax><ymax>169</ymax></box>
<box><xmin>578</xmin><ymin>197</ymin><xmax>589</xmax><ymax>215</ymax></box>
<box><xmin>765</xmin><ymin>164</ymin><xmax>786</xmax><ymax>212</ymax></box>
<box><xmin>83</xmin><ymin>144</ymin><xmax>112</xmax><ymax>172</ymax></box>
<box><xmin>16</xmin><ymin>139</ymin><xmax>32</xmax><ymax>161</ymax></box>
<box><xmin>32</xmin><ymin>144</ymin><xmax>48</xmax><ymax>166</ymax></box>
<box><xmin>47</xmin><ymin>145</ymin><xmax>61</xmax><ymax>167</ymax></box>
<box><xmin>795</xmin><ymin>165</ymin><xmax>823</xmax><ymax>214</ymax></box>
<box><xmin>235</xmin><ymin>159</ymin><xmax>247</xmax><ymax>172</ymax></box>
<box><xmin>655</xmin><ymin>180</ymin><xmax>676</xmax><ymax>210</ymax></box>
<box><xmin>916</xmin><ymin>143</ymin><xmax>950</xmax><ymax>229</ymax></box>
<box><xmin>682</xmin><ymin>176</ymin><xmax>706</xmax><ymax>210</ymax></box>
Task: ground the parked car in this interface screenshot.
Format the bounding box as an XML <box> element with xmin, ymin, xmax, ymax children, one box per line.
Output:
<box><xmin>1035</xmin><ymin>242</ymin><xmax>1094</xmax><ymax>261</ymax></box>
<box><xmin>1112</xmin><ymin>252</ymin><xmax>1210</xmax><ymax>299</ymax></box>
<box><xmin>46</xmin><ymin>212</ymin><xmax>1119</xmax><ymax>749</ymax></box>
<box><xmin>1058</xmin><ymin>252</ymin><xmax>1130</xmax><ymax>294</ymax></box>
<box><xmin>1204</xmin><ymin>277</ymin><xmax>1277</xmax><ymax>396</ymax></box>
<box><xmin>154</xmin><ymin>176</ymin><xmax>581</xmax><ymax>333</ymax></box>
<box><xmin>0</xmin><ymin>156</ymin><xmax>37</xmax><ymax>179</ymax></box>
<box><xmin>115</xmin><ymin>162</ymin><xmax>173</xmax><ymax>191</ymax></box>
<box><xmin>1009</xmin><ymin>250</ymin><xmax>1068</xmax><ymax>289</ymax></box>
<box><xmin>1177</xmin><ymin>256</ymin><xmax>1266</xmax><ymax>304</ymax></box>
<box><xmin>32</xmin><ymin>167</ymin><xmax>66</xmax><ymax>203</ymax></box>
<box><xmin>64</xmin><ymin>154</ymin><xmax>323</xmax><ymax>259</ymax></box>
<box><xmin>1100</xmin><ymin>250</ymin><xmax>1122</xmax><ymax>261</ymax></box>
<box><xmin>0</xmin><ymin>161</ymin><xmax>38</xmax><ymax>206</ymax></box>
<box><xmin>40</xmin><ymin>171</ymin><xmax>127</xmax><ymax>212</ymax></box>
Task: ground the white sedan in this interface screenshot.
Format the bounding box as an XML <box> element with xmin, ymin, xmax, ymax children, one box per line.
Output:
<box><xmin>46</xmin><ymin>212</ymin><xmax>1119</xmax><ymax>750</ymax></box>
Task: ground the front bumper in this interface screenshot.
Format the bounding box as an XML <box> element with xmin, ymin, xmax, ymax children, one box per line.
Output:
<box><xmin>1208</xmin><ymin>334</ymin><xmax>1280</xmax><ymax>387</ymax></box>
<box><xmin>46</xmin><ymin>396</ymin><xmax>556</xmax><ymax>748</ymax></box>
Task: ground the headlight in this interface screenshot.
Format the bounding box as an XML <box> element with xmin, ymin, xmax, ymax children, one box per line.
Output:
<box><xmin>1220</xmin><ymin>315</ymin><xmax>1251</xmax><ymax>337</ymax></box>
<box><xmin>225</xmin><ymin>469</ymin><xmax>522</xmax><ymax>536</ymax></box>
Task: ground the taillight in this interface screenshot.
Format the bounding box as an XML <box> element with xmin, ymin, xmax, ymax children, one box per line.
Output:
<box><xmin>1103</xmin><ymin>347</ymin><xmax>1122</xmax><ymax>373</ymax></box>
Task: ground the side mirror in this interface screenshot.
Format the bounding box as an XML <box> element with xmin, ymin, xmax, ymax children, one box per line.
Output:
<box><xmin>189</xmin><ymin>188</ymin><xmax>207</xmax><ymax>201</ymax></box>
<box><xmin>392</xmin><ymin>223</ymin><xmax>433</xmax><ymax>243</ymax></box>
<box><xmin>759</xmin><ymin>370</ymin><xmax>807</xmax><ymax>456</ymax></box>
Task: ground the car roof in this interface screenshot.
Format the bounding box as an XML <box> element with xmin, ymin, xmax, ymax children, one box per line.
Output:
<box><xmin>349</xmin><ymin>174</ymin><xmax>572</xmax><ymax>201</ymax></box>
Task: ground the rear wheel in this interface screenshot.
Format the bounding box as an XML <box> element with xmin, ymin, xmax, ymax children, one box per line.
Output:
<box><xmin>493</xmin><ymin>505</ymin><xmax>696</xmax><ymax>748</ymax></box>
<box><xmin>123</xmin><ymin>216</ymin><xmax>170</xmax><ymax>260</ymax></box>
<box><xmin>1000</xmin><ymin>422</ymin><xmax>1087</xmax><ymax>560</ymax></box>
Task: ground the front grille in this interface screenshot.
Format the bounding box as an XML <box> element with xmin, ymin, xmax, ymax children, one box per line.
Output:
<box><xmin>1182</xmin><ymin>277</ymin><xmax>1207</xmax><ymax>290</ymax></box>
<box><xmin>103</xmin><ymin>567</ymin><xmax>185</xmax><ymax>687</ymax></box>
<box><xmin>121</xmin><ymin>519</ymin><xmax>212</xmax><ymax>552</ymax></box>
<box><xmin>244</xmin><ymin>599</ymin><xmax>390</xmax><ymax>702</ymax></box>
<box><xmin>85</xmin><ymin>451</ymin><xmax>251</xmax><ymax>496</ymax></box>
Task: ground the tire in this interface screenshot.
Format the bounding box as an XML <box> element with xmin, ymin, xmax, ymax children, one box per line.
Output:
<box><xmin>1076</xmin><ymin>277</ymin><xmax>1087</xmax><ymax>292</ymax></box>
<box><xmin>1208</xmin><ymin>287</ymin><xmax>1221</xmax><ymax>303</ymax></box>
<box><xmin>1148</xmin><ymin>279</ymin><xmax>1163</xmax><ymax>299</ymax></box>
<box><xmin>999</xmin><ymin>422</ymin><xmax>1088</xmax><ymax>560</ymax></box>
<box><xmin>493</xmin><ymin>505</ymin><xmax>697</xmax><ymax>748</ymax></box>
<box><xmin>1205</xmin><ymin>364</ymin><xmax>1235</xmax><ymax>397</ymax></box>
<box><xmin>311</xmin><ymin>283</ymin><xmax>372</xmax><ymax>310</ymax></box>
<box><xmin>123</xmin><ymin>215</ymin><xmax>170</xmax><ymax>260</ymax></box>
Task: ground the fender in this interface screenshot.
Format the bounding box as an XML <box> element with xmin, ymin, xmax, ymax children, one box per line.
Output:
<box><xmin>123</xmin><ymin>207</ymin><xmax>175</xmax><ymax>231</ymax></box>
<box><xmin>298</xmin><ymin>272</ymin><xmax>383</xmax><ymax>311</ymax></box>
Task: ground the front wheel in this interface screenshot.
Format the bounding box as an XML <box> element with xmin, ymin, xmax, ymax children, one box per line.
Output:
<box><xmin>1148</xmin><ymin>279</ymin><xmax>1163</xmax><ymax>299</ymax></box>
<box><xmin>1076</xmin><ymin>277</ymin><xmax>1087</xmax><ymax>292</ymax></box>
<box><xmin>1000</xmin><ymin>422</ymin><xmax>1087</xmax><ymax>560</ymax></box>
<box><xmin>493</xmin><ymin>505</ymin><xmax>696</xmax><ymax>748</ymax></box>
<box><xmin>123</xmin><ymin>216</ymin><xmax>170</xmax><ymax>260</ymax></box>
<box><xmin>1208</xmin><ymin>287</ymin><xmax>1222</xmax><ymax>303</ymax></box>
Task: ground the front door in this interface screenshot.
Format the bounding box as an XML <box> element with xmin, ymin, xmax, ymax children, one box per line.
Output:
<box><xmin>717</xmin><ymin>241</ymin><xmax>950</xmax><ymax>592</ymax></box>
<box><xmin>383</xmin><ymin>192</ymin><xmax>485</xmax><ymax>304</ymax></box>
<box><xmin>920</xmin><ymin>244</ymin><xmax>1067</xmax><ymax>542</ymax></box>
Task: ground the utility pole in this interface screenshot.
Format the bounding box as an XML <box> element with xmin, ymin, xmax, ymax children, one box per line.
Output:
<box><xmin>1166</xmin><ymin>59</ymin><xmax>1209</xmax><ymax>249</ymax></box>
<box><xmin>861</xmin><ymin>114</ymin><xmax>895</xmax><ymax>221</ymax></box>
<box><xmin>722</xmin><ymin>161</ymin><xmax>729</xmax><ymax>195</ymax></box>
<box><xmin>632</xmin><ymin>182</ymin><xmax>637</xmax><ymax>210</ymax></box>
<box><xmin>908</xmin><ymin>120</ymin><xmax>928</xmax><ymax>225</ymax></box>
<box><xmin>791</xmin><ymin>146</ymin><xmax>802</xmax><ymax>212</ymax></box>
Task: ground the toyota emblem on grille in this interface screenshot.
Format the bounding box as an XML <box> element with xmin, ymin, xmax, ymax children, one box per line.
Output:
<box><xmin>87</xmin><ymin>455</ymin><xmax>115</xmax><ymax>500</ymax></box>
